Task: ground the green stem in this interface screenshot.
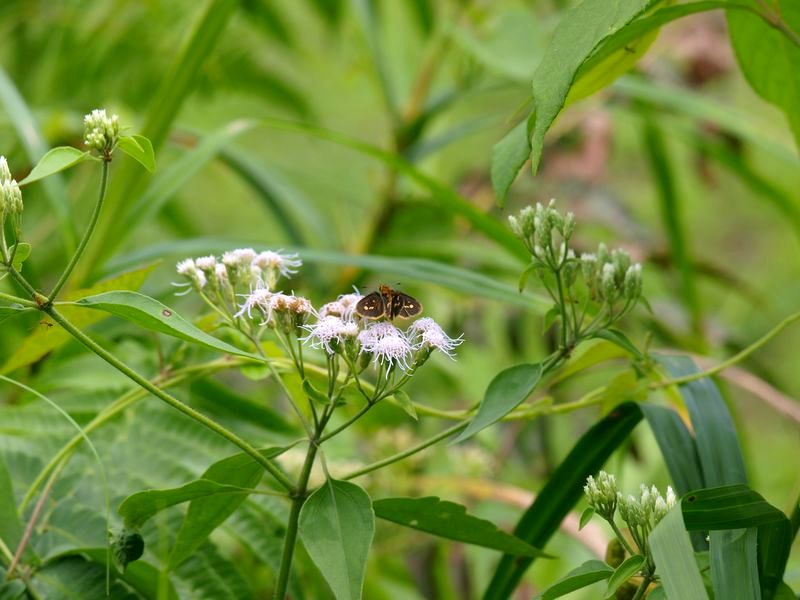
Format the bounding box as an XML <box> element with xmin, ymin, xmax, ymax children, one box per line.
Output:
<box><xmin>553</xmin><ymin>268</ymin><xmax>570</xmax><ymax>348</ymax></box>
<box><xmin>318</xmin><ymin>399</ymin><xmax>376</xmax><ymax>443</ymax></box>
<box><xmin>273</xmin><ymin>440</ymin><xmax>319</xmax><ymax>600</ymax></box>
<box><xmin>48</xmin><ymin>160</ymin><xmax>110</xmax><ymax>301</ymax></box>
<box><xmin>343</xmin><ymin>422</ymin><xmax>466</xmax><ymax>480</ymax></box>
<box><xmin>45</xmin><ymin>306</ymin><xmax>295</xmax><ymax>492</ymax></box>
<box><xmin>631</xmin><ymin>573</ymin><xmax>653</xmax><ymax>600</ymax></box>
<box><xmin>0</xmin><ymin>290</ymin><xmax>36</xmax><ymax>307</ymax></box>
<box><xmin>608</xmin><ymin>520</ymin><xmax>637</xmax><ymax>557</ymax></box>
<box><xmin>653</xmin><ymin>310</ymin><xmax>800</xmax><ymax>388</ymax></box>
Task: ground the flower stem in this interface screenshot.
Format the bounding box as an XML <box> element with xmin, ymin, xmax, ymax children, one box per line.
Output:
<box><xmin>45</xmin><ymin>305</ymin><xmax>295</xmax><ymax>492</ymax></box>
<box><xmin>631</xmin><ymin>573</ymin><xmax>654</xmax><ymax>600</ymax></box>
<box><xmin>48</xmin><ymin>159</ymin><xmax>110</xmax><ymax>301</ymax></box>
<box><xmin>0</xmin><ymin>290</ymin><xmax>36</xmax><ymax>307</ymax></box>
<box><xmin>608</xmin><ymin>519</ymin><xmax>638</xmax><ymax>557</ymax></box>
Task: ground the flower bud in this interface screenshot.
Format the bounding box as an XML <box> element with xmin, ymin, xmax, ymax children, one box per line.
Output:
<box><xmin>601</xmin><ymin>263</ymin><xmax>617</xmax><ymax>301</ymax></box>
<box><xmin>83</xmin><ymin>109</ymin><xmax>120</xmax><ymax>154</ymax></box>
<box><xmin>584</xmin><ymin>471</ymin><xmax>618</xmax><ymax>520</ymax></box>
<box><xmin>597</xmin><ymin>243</ymin><xmax>610</xmax><ymax>265</ymax></box>
<box><xmin>0</xmin><ymin>179</ymin><xmax>22</xmax><ymax>215</ymax></box>
<box><xmin>0</xmin><ymin>156</ymin><xmax>11</xmax><ymax>182</ymax></box>
<box><xmin>580</xmin><ymin>253</ymin><xmax>597</xmax><ymax>282</ymax></box>
<box><xmin>624</xmin><ymin>264</ymin><xmax>642</xmax><ymax>300</ymax></box>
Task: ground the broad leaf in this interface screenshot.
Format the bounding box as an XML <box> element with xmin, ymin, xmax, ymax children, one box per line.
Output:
<box><xmin>18</xmin><ymin>146</ymin><xmax>92</xmax><ymax>185</ymax></box>
<box><xmin>117</xmin><ymin>135</ymin><xmax>156</xmax><ymax>172</ymax></box>
<box><xmin>454</xmin><ymin>363</ymin><xmax>543</xmax><ymax>442</ymax></box>
<box><xmin>299</xmin><ymin>479</ymin><xmax>374</xmax><ymax>600</ymax></box>
<box><xmin>484</xmin><ymin>402</ymin><xmax>643</xmax><ymax>599</ymax></box>
<box><xmin>373</xmin><ymin>496</ymin><xmax>548</xmax><ymax>557</ymax></box>
<box><xmin>533</xmin><ymin>560</ymin><xmax>613</xmax><ymax>600</ymax></box>
<box><xmin>605</xmin><ymin>555</ymin><xmax>644</xmax><ymax>598</ymax></box>
<box><xmin>73</xmin><ymin>290</ymin><xmax>261</xmax><ymax>359</ymax></box>
<box><xmin>649</xmin><ymin>506</ymin><xmax>710</xmax><ymax>600</ymax></box>
<box><xmin>682</xmin><ymin>485</ymin><xmax>788</xmax><ymax>531</ymax></box>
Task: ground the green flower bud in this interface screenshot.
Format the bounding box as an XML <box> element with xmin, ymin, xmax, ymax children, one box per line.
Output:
<box><xmin>0</xmin><ymin>179</ymin><xmax>22</xmax><ymax>215</ymax></box>
<box><xmin>597</xmin><ymin>243</ymin><xmax>610</xmax><ymax>265</ymax></box>
<box><xmin>0</xmin><ymin>156</ymin><xmax>11</xmax><ymax>182</ymax></box>
<box><xmin>580</xmin><ymin>253</ymin><xmax>598</xmax><ymax>282</ymax></box>
<box><xmin>584</xmin><ymin>471</ymin><xmax>619</xmax><ymax>520</ymax></box>
<box><xmin>563</xmin><ymin>211</ymin><xmax>576</xmax><ymax>239</ymax></box>
<box><xmin>83</xmin><ymin>109</ymin><xmax>120</xmax><ymax>154</ymax></box>
<box><xmin>624</xmin><ymin>264</ymin><xmax>642</xmax><ymax>300</ymax></box>
<box><xmin>601</xmin><ymin>263</ymin><xmax>617</xmax><ymax>301</ymax></box>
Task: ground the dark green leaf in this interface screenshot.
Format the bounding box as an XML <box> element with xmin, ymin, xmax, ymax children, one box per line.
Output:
<box><xmin>683</xmin><ymin>485</ymin><xmax>787</xmax><ymax>530</ymax></box>
<box><xmin>605</xmin><ymin>555</ymin><xmax>645</xmax><ymax>598</ymax></box>
<box><xmin>299</xmin><ymin>479</ymin><xmax>374</xmax><ymax>600</ymax></box>
<box><xmin>534</xmin><ymin>560</ymin><xmax>613</xmax><ymax>600</ymax></box>
<box><xmin>640</xmin><ymin>404</ymin><xmax>704</xmax><ymax>496</ymax></box>
<box><xmin>758</xmin><ymin>518</ymin><xmax>793</xmax><ymax>600</ymax></box>
<box><xmin>116</xmin><ymin>135</ymin><xmax>155</xmax><ymax>172</ymax></box>
<box><xmin>483</xmin><ymin>403</ymin><xmax>643</xmax><ymax>599</ymax></box>
<box><xmin>527</xmin><ymin>0</ymin><xmax>657</xmax><ymax>174</ymax></box>
<box><xmin>454</xmin><ymin>363</ymin><xmax>543</xmax><ymax>442</ymax></box>
<box><xmin>18</xmin><ymin>146</ymin><xmax>92</xmax><ymax>185</ymax></box>
<box><xmin>303</xmin><ymin>379</ymin><xmax>331</xmax><ymax>405</ymax></box>
<box><xmin>390</xmin><ymin>389</ymin><xmax>418</xmax><ymax>421</ymax></box>
<box><xmin>373</xmin><ymin>496</ymin><xmax>549</xmax><ymax>557</ymax></box>
<box><xmin>491</xmin><ymin>119</ymin><xmax>531</xmax><ymax>206</ymax></box>
<box><xmin>73</xmin><ymin>290</ymin><xmax>261</xmax><ymax>359</ymax></box>
<box><xmin>649</xmin><ymin>506</ymin><xmax>709</xmax><ymax>600</ymax></box>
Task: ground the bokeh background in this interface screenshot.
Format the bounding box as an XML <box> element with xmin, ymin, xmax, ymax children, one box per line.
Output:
<box><xmin>1</xmin><ymin>1</ymin><xmax>798</xmax><ymax>597</ymax></box>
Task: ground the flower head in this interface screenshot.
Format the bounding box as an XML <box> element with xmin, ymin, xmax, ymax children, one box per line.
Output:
<box><xmin>301</xmin><ymin>315</ymin><xmax>359</xmax><ymax>354</ymax></box>
<box><xmin>407</xmin><ymin>317</ymin><xmax>463</xmax><ymax>358</ymax></box>
<box><xmin>319</xmin><ymin>292</ymin><xmax>363</xmax><ymax>320</ymax></box>
<box><xmin>584</xmin><ymin>471</ymin><xmax>618</xmax><ymax>520</ymax></box>
<box><xmin>370</xmin><ymin>334</ymin><xmax>413</xmax><ymax>370</ymax></box>
<box><xmin>175</xmin><ymin>259</ymin><xmax>206</xmax><ymax>291</ymax></box>
<box><xmin>0</xmin><ymin>178</ymin><xmax>22</xmax><ymax>216</ymax></box>
<box><xmin>0</xmin><ymin>156</ymin><xmax>11</xmax><ymax>182</ymax></box>
<box><xmin>357</xmin><ymin>321</ymin><xmax>402</xmax><ymax>351</ymax></box>
<box><xmin>83</xmin><ymin>109</ymin><xmax>120</xmax><ymax>153</ymax></box>
<box><xmin>253</xmin><ymin>250</ymin><xmax>302</xmax><ymax>288</ymax></box>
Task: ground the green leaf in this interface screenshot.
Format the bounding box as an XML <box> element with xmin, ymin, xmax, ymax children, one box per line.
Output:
<box><xmin>0</xmin><ymin>454</ymin><xmax>23</xmax><ymax>551</ymax></box>
<box><xmin>683</xmin><ymin>485</ymin><xmax>788</xmax><ymax>530</ymax></box>
<box><xmin>491</xmin><ymin>118</ymin><xmax>531</xmax><ymax>206</ymax></box>
<box><xmin>728</xmin><ymin>0</ymin><xmax>800</xmax><ymax>150</ymax></box>
<box><xmin>8</xmin><ymin>243</ymin><xmax>31</xmax><ymax>271</ymax></box>
<box><xmin>484</xmin><ymin>403</ymin><xmax>643</xmax><ymax>599</ymax></box>
<box><xmin>2</xmin><ymin>263</ymin><xmax>156</xmax><ymax>374</ymax></box>
<box><xmin>169</xmin><ymin>446</ymin><xmax>289</xmax><ymax>569</ymax></box>
<box><xmin>605</xmin><ymin>555</ymin><xmax>644</xmax><ymax>598</ymax></box>
<box><xmin>303</xmin><ymin>379</ymin><xmax>331</xmax><ymax>405</ymax></box>
<box><xmin>18</xmin><ymin>146</ymin><xmax>92</xmax><ymax>186</ymax></box>
<box><xmin>299</xmin><ymin>479</ymin><xmax>374</xmax><ymax>600</ymax></box>
<box><xmin>517</xmin><ymin>260</ymin><xmax>538</xmax><ymax>293</ymax></box>
<box><xmin>641</xmin><ymin>404</ymin><xmax>704</xmax><ymax>497</ymax></box>
<box><xmin>372</xmin><ymin>496</ymin><xmax>549</xmax><ymax>557</ymax></box>
<box><xmin>390</xmin><ymin>390</ymin><xmax>418</xmax><ymax>421</ymax></box>
<box><xmin>116</xmin><ymin>135</ymin><xmax>155</xmax><ymax>172</ymax></box>
<box><xmin>73</xmin><ymin>290</ymin><xmax>261</xmax><ymax>359</ymax></box>
<box><xmin>527</xmin><ymin>0</ymin><xmax>658</xmax><ymax>174</ymax></box>
<box><xmin>0</xmin><ymin>304</ymin><xmax>31</xmax><ymax>326</ymax></box>
<box><xmin>533</xmin><ymin>560</ymin><xmax>613</xmax><ymax>600</ymax></box>
<box><xmin>590</xmin><ymin>328</ymin><xmax>644</xmax><ymax>360</ymax></box>
<box><xmin>454</xmin><ymin>363</ymin><xmax>543</xmax><ymax>442</ymax></box>
<box><xmin>649</xmin><ymin>506</ymin><xmax>710</xmax><ymax>600</ymax></box>
<box><xmin>578</xmin><ymin>506</ymin><xmax>595</xmax><ymax>530</ymax></box>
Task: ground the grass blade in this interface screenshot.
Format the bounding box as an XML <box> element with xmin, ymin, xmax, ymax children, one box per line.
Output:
<box><xmin>649</xmin><ymin>505</ymin><xmax>710</xmax><ymax>600</ymax></box>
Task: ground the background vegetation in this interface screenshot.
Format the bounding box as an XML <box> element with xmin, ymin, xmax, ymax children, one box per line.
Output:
<box><xmin>0</xmin><ymin>0</ymin><xmax>798</xmax><ymax>598</ymax></box>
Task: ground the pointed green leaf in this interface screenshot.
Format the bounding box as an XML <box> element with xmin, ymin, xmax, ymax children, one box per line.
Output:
<box><xmin>299</xmin><ymin>479</ymin><xmax>374</xmax><ymax>600</ymax></box>
<box><xmin>8</xmin><ymin>243</ymin><xmax>31</xmax><ymax>271</ymax></box>
<box><xmin>0</xmin><ymin>454</ymin><xmax>23</xmax><ymax>551</ymax></box>
<box><xmin>604</xmin><ymin>555</ymin><xmax>645</xmax><ymax>598</ymax></box>
<box><xmin>18</xmin><ymin>146</ymin><xmax>92</xmax><ymax>185</ymax></box>
<box><xmin>390</xmin><ymin>389</ymin><xmax>417</xmax><ymax>421</ymax></box>
<box><xmin>578</xmin><ymin>506</ymin><xmax>595</xmax><ymax>530</ymax></box>
<box><xmin>373</xmin><ymin>497</ymin><xmax>549</xmax><ymax>557</ymax></box>
<box><xmin>534</xmin><ymin>560</ymin><xmax>613</xmax><ymax>600</ymax></box>
<box><xmin>590</xmin><ymin>328</ymin><xmax>644</xmax><ymax>360</ymax></box>
<box><xmin>455</xmin><ymin>363</ymin><xmax>543</xmax><ymax>443</ymax></box>
<box><xmin>73</xmin><ymin>290</ymin><xmax>261</xmax><ymax>359</ymax></box>
<box><xmin>649</xmin><ymin>506</ymin><xmax>710</xmax><ymax>600</ymax></box>
<box><xmin>491</xmin><ymin>119</ymin><xmax>531</xmax><ymax>206</ymax></box>
<box><xmin>682</xmin><ymin>485</ymin><xmax>787</xmax><ymax>531</ymax></box>
<box><xmin>0</xmin><ymin>304</ymin><xmax>31</xmax><ymax>325</ymax></box>
<box><xmin>117</xmin><ymin>135</ymin><xmax>156</xmax><ymax>172</ymax></box>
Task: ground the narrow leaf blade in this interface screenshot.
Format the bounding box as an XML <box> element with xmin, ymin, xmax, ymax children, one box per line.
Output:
<box><xmin>649</xmin><ymin>505</ymin><xmax>709</xmax><ymax>600</ymax></box>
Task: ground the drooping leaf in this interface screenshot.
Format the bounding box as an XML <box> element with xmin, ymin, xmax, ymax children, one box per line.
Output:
<box><xmin>649</xmin><ymin>506</ymin><xmax>710</xmax><ymax>600</ymax></box>
<box><xmin>18</xmin><ymin>146</ymin><xmax>93</xmax><ymax>185</ymax></box>
<box><xmin>116</xmin><ymin>135</ymin><xmax>156</xmax><ymax>172</ymax></box>
<box><xmin>73</xmin><ymin>290</ymin><xmax>261</xmax><ymax>359</ymax></box>
<box><xmin>372</xmin><ymin>496</ymin><xmax>548</xmax><ymax>557</ymax></box>
<box><xmin>533</xmin><ymin>560</ymin><xmax>613</xmax><ymax>600</ymax></box>
<box><xmin>604</xmin><ymin>555</ymin><xmax>645</xmax><ymax>598</ymax></box>
<box><xmin>168</xmin><ymin>446</ymin><xmax>290</xmax><ymax>569</ymax></box>
<box><xmin>483</xmin><ymin>403</ymin><xmax>643</xmax><ymax>599</ymax></box>
<box><xmin>454</xmin><ymin>363</ymin><xmax>543</xmax><ymax>442</ymax></box>
<box><xmin>578</xmin><ymin>507</ymin><xmax>595</xmax><ymax>530</ymax></box>
<box><xmin>298</xmin><ymin>479</ymin><xmax>374</xmax><ymax>600</ymax></box>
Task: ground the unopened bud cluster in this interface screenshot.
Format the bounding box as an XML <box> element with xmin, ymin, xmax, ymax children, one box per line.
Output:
<box><xmin>580</xmin><ymin>244</ymin><xmax>642</xmax><ymax>304</ymax></box>
<box><xmin>508</xmin><ymin>200</ymin><xmax>575</xmax><ymax>269</ymax></box>
<box><xmin>84</xmin><ymin>109</ymin><xmax>120</xmax><ymax>154</ymax></box>
<box><xmin>0</xmin><ymin>157</ymin><xmax>22</xmax><ymax>220</ymax></box>
<box><xmin>585</xmin><ymin>471</ymin><xmax>676</xmax><ymax>558</ymax></box>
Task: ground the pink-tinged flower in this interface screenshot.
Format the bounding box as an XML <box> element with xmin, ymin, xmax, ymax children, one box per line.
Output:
<box><xmin>407</xmin><ymin>317</ymin><xmax>463</xmax><ymax>358</ymax></box>
<box><xmin>370</xmin><ymin>335</ymin><xmax>413</xmax><ymax>370</ymax></box>
<box><xmin>236</xmin><ymin>288</ymin><xmax>313</xmax><ymax>324</ymax></box>
<box><xmin>357</xmin><ymin>322</ymin><xmax>402</xmax><ymax>351</ymax></box>
<box><xmin>235</xmin><ymin>286</ymin><xmax>273</xmax><ymax>319</ymax></box>
<box><xmin>301</xmin><ymin>316</ymin><xmax>359</xmax><ymax>354</ymax></box>
<box><xmin>318</xmin><ymin>292</ymin><xmax>363</xmax><ymax>320</ymax></box>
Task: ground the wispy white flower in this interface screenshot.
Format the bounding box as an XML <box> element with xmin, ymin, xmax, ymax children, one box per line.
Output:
<box><xmin>175</xmin><ymin>258</ymin><xmax>206</xmax><ymax>291</ymax></box>
<box><xmin>301</xmin><ymin>315</ymin><xmax>358</xmax><ymax>353</ymax></box>
<box><xmin>235</xmin><ymin>286</ymin><xmax>272</xmax><ymax>319</ymax></box>
<box><xmin>236</xmin><ymin>288</ymin><xmax>314</xmax><ymax>325</ymax></box>
<box><xmin>407</xmin><ymin>317</ymin><xmax>463</xmax><ymax>358</ymax></box>
<box><xmin>370</xmin><ymin>335</ymin><xmax>413</xmax><ymax>370</ymax></box>
<box><xmin>253</xmin><ymin>250</ymin><xmax>302</xmax><ymax>278</ymax></box>
<box><xmin>195</xmin><ymin>255</ymin><xmax>217</xmax><ymax>272</ymax></box>
<box><xmin>357</xmin><ymin>322</ymin><xmax>402</xmax><ymax>351</ymax></box>
<box><xmin>222</xmin><ymin>248</ymin><xmax>257</xmax><ymax>267</ymax></box>
<box><xmin>319</xmin><ymin>292</ymin><xmax>364</xmax><ymax>320</ymax></box>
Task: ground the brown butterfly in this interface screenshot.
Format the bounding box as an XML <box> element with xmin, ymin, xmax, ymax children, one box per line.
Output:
<box><xmin>355</xmin><ymin>285</ymin><xmax>423</xmax><ymax>320</ymax></box>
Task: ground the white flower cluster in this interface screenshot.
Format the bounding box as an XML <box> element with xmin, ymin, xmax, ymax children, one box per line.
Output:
<box><xmin>175</xmin><ymin>248</ymin><xmax>301</xmax><ymax>294</ymax></box>
<box><xmin>0</xmin><ymin>156</ymin><xmax>22</xmax><ymax>218</ymax></box>
<box><xmin>83</xmin><ymin>109</ymin><xmax>120</xmax><ymax>153</ymax></box>
<box><xmin>301</xmin><ymin>308</ymin><xmax>463</xmax><ymax>372</ymax></box>
<box><xmin>580</xmin><ymin>243</ymin><xmax>642</xmax><ymax>303</ymax></box>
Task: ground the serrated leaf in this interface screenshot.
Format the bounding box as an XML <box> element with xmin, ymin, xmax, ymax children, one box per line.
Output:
<box><xmin>19</xmin><ymin>146</ymin><xmax>92</xmax><ymax>185</ymax></box>
<box><xmin>533</xmin><ymin>560</ymin><xmax>613</xmax><ymax>600</ymax></box>
<box><xmin>299</xmin><ymin>479</ymin><xmax>374</xmax><ymax>600</ymax></box>
<box><xmin>73</xmin><ymin>290</ymin><xmax>261</xmax><ymax>359</ymax></box>
<box><xmin>373</xmin><ymin>496</ymin><xmax>549</xmax><ymax>557</ymax></box>
<box><xmin>604</xmin><ymin>554</ymin><xmax>644</xmax><ymax>598</ymax></box>
<box><xmin>117</xmin><ymin>135</ymin><xmax>156</xmax><ymax>172</ymax></box>
<box><xmin>2</xmin><ymin>263</ymin><xmax>157</xmax><ymax>374</ymax></box>
<box><xmin>454</xmin><ymin>363</ymin><xmax>542</xmax><ymax>443</ymax></box>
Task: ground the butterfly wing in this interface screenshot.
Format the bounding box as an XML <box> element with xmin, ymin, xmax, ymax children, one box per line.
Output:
<box><xmin>355</xmin><ymin>292</ymin><xmax>386</xmax><ymax>319</ymax></box>
<box><xmin>395</xmin><ymin>293</ymin><xmax>422</xmax><ymax>318</ymax></box>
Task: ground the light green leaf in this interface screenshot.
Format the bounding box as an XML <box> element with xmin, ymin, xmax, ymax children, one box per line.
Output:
<box><xmin>533</xmin><ymin>559</ymin><xmax>613</xmax><ymax>600</ymax></box>
<box><xmin>728</xmin><ymin>0</ymin><xmax>800</xmax><ymax>150</ymax></box>
<box><xmin>604</xmin><ymin>555</ymin><xmax>645</xmax><ymax>598</ymax></box>
<box><xmin>454</xmin><ymin>363</ymin><xmax>543</xmax><ymax>443</ymax></box>
<box><xmin>0</xmin><ymin>454</ymin><xmax>23</xmax><ymax>551</ymax></box>
<box><xmin>8</xmin><ymin>243</ymin><xmax>31</xmax><ymax>271</ymax></box>
<box><xmin>528</xmin><ymin>0</ymin><xmax>658</xmax><ymax>175</ymax></box>
<box><xmin>117</xmin><ymin>135</ymin><xmax>155</xmax><ymax>172</ymax></box>
<box><xmin>590</xmin><ymin>328</ymin><xmax>644</xmax><ymax>360</ymax></box>
<box><xmin>578</xmin><ymin>506</ymin><xmax>595</xmax><ymax>530</ymax></box>
<box><xmin>373</xmin><ymin>496</ymin><xmax>549</xmax><ymax>557</ymax></box>
<box><xmin>390</xmin><ymin>390</ymin><xmax>418</xmax><ymax>421</ymax></box>
<box><xmin>491</xmin><ymin>118</ymin><xmax>531</xmax><ymax>206</ymax></box>
<box><xmin>0</xmin><ymin>304</ymin><xmax>31</xmax><ymax>325</ymax></box>
<box><xmin>299</xmin><ymin>479</ymin><xmax>374</xmax><ymax>600</ymax></box>
<box><xmin>169</xmin><ymin>446</ymin><xmax>289</xmax><ymax>569</ymax></box>
<box><xmin>73</xmin><ymin>290</ymin><xmax>261</xmax><ymax>359</ymax></box>
<box><xmin>649</xmin><ymin>506</ymin><xmax>710</xmax><ymax>600</ymax></box>
<box><xmin>18</xmin><ymin>146</ymin><xmax>92</xmax><ymax>186</ymax></box>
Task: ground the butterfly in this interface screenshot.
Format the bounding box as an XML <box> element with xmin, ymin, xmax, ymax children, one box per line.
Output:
<box><xmin>355</xmin><ymin>285</ymin><xmax>423</xmax><ymax>320</ymax></box>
